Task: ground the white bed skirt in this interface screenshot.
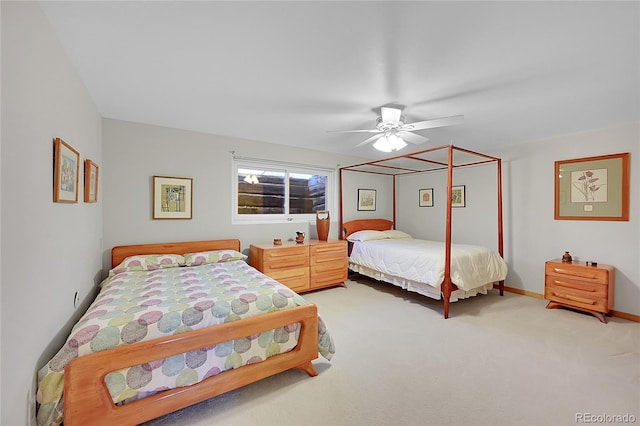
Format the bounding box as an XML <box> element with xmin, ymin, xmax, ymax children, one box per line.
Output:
<box><xmin>349</xmin><ymin>263</ymin><xmax>494</xmax><ymax>302</ymax></box>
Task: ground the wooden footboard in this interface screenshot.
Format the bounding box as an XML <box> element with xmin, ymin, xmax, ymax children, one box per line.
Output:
<box><xmin>63</xmin><ymin>304</ymin><xmax>319</xmax><ymax>425</ymax></box>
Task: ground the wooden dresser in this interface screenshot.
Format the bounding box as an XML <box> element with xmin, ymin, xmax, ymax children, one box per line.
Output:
<box><xmin>544</xmin><ymin>259</ymin><xmax>615</xmax><ymax>323</ymax></box>
<box><xmin>250</xmin><ymin>239</ymin><xmax>347</xmax><ymax>293</ymax></box>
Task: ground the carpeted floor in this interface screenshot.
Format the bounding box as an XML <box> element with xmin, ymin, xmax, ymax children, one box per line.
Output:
<box><xmin>145</xmin><ymin>276</ymin><xmax>640</xmax><ymax>426</ymax></box>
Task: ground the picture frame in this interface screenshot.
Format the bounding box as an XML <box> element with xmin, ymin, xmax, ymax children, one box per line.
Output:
<box><xmin>84</xmin><ymin>159</ymin><xmax>99</xmax><ymax>203</ymax></box>
<box><xmin>53</xmin><ymin>138</ymin><xmax>80</xmax><ymax>203</ymax></box>
<box><xmin>419</xmin><ymin>188</ymin><xmax>434</xmax><ymax>207</ymax></box>
<box><xmin>357</xmin><ymin>189</ymin><xmax>376</xmax><ymax>211</ymax></box>
<box><xmin>554</xmin><ymin>153</ymin><xmax>629</xmax><ymax>221</ymax></box>
<box><xmin>451</xmin><ymin>185</ymin><xmax>466</xmax><ymax>208</ymax></box>
<box><xmin>153</xmin><ymin>176</ymin><xmax>193</xmax><ymax>219</ymax></box>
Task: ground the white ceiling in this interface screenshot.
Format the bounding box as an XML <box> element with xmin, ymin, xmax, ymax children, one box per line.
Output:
<box><xmin>40</xmin><ymin>1</ymin><xmax>639</xmax><ymax>159</ymax></box>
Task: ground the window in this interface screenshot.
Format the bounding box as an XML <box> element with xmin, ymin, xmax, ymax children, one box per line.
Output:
<box><xmin>232</xmin><ymin>158</ymin><xmax>335</xmax><ymax>223</ymax></box>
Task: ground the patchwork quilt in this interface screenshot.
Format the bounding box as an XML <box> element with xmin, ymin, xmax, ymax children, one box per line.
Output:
<box><xmin>36</xmin><ymin>259</ymin><xmax>334</xmax><ymax>426</ymax></box>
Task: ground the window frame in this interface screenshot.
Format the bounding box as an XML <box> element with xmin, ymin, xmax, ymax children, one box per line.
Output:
<box><xmin>232</xmin><ymin>157</ymin><xmax>336</xmax><ymax>224</ymax></box>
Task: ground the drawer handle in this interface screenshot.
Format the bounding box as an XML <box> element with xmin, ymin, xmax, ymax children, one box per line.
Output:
<box><xmin>552</xmin><ymin>292</ymin><xmax>596</xmax><ymax>305</ymax></box>
<box><xmin>552</xmin><ymin>267</ymin><xmax>598</xmax><ymax>280</ymax></box>
<box><xmin>553</xmin><ymin>280</ymin><xmax>595</xmax><ymax>292</ymax></box>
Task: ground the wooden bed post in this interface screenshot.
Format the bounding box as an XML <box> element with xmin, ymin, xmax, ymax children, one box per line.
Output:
<box><xmin>497</xmin><ymin>158</ymin><xmax>505</xmax><ymax>296</ymax></box>
<box><xmin>339</xmin><ymin>168</ymin><xmax>344</xmax><ymax>239</ymax></box>
<box><xmin>393</xmin><ymin>175</ymin><xmax>397</xmax><ymax>228</ymax></box>
<box><xmin>442</xmin><ymin>145</ymin><xmax>454</xmax><ymax>319</ymax></box>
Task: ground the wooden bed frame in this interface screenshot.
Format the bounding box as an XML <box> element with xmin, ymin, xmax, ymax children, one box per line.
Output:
<box><xmin>63</xmin><ymin>239</ymin><xmax>320</xmax><ymax>425</ymax></box>
<box><xmin>339</xmin><ymin>145</ymin><xmax>505</xmax><ymax>319</ymax></box>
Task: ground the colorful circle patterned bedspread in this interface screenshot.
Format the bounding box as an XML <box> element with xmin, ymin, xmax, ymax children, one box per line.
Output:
<box><xmin>36</xmin><ymin>259</ymin><xmax>335</xmax><ymax>426</ymax></box>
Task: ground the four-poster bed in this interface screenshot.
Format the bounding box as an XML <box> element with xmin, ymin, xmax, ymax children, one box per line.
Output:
<box><xmin>339</xmin><ymin>144</ymin><xmax>506</xmax><ymax>319</ymax></box>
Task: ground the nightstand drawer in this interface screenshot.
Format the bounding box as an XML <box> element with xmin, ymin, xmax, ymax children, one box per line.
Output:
<box><xmin>545</xmin><ymin>285</ymin><xmax>607</xmax><ymax>312</ymax></box>
<box><xmin>544</xmin><ymin>275</ymin><xmax>607</xmax><ymax>297</ymax></box>
<box><xmin>545</xmin><ymin>262</ymin><xmax>609</xmax><ymax>284</ymax></box>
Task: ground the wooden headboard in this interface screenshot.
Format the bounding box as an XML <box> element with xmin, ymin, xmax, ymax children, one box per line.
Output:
<box><xmin>111</xmin><ymin>239</ymin><xmax>241</xmax><ymax>267</ymax></box>
<box><xmin>342</xmin><ymin>219</ymin><xmax>394</xmax><ymax>239</ymax></box>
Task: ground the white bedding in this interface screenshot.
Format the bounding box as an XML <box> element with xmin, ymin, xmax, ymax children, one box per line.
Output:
<box><xmin>348</xmin><ymin>238</ymin><xmax>507</xmax><ymax>295</ymax></box>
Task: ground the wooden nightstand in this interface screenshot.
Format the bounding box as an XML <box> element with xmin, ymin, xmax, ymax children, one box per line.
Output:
<box><xmin>250</xmin><ymin>240</ymin><xmax>347</xmax><ymax>293</ymax></box>
<box><xmin>544</xmin><ymin>259</ymin><xmax>615</xmax><ymax>323</ymax></box>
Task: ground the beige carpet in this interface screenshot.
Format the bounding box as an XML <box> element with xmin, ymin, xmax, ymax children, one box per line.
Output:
<box><xmin>145</xmin><ymin>276</ymin><xmax>640</xmax><ymax>426</ymax></box>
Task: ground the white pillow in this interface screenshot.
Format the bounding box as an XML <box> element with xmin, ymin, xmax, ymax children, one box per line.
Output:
<box><xmin>347</xmin><ymin>230</ymin><xmax>390</xmax><ymax>242</ymax></box>
<box><xmin>383</xmin><ymin>230</ymin><xmax>413</xmax><ymax>239</ymax></box>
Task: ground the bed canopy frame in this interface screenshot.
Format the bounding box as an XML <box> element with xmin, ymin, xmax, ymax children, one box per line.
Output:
<box><xmin>338</xmin><ymin>144</ymin><xmax>504</xmax><ymax>318</ymax></box>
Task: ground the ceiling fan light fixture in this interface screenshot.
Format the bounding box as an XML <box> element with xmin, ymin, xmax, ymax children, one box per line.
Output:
<box><xmin>373</xmin><ymin>134</ymin><xmax>407</xmax><ymax>152</ymax></box>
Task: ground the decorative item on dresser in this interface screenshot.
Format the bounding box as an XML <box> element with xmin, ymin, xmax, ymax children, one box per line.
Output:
<box><xmin>544</xmin><ymin>259</ymin><xmax>615</xmax><ymax>323</ymax></box>
<box><xmin>316</xmin><ymin>210</ymin><xmax>330</xmax><ymax>241</ymax></box>
<box><xmin>250</xmin><ymin>240</ymin><xmax>348</xmax><ymax>293</ymax></box>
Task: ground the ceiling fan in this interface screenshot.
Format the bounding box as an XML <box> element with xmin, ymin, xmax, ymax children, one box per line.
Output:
<box><xmin>330</xmin><ymin>106</ymin><xmax>464</xmax><ymax>152</ymax></box>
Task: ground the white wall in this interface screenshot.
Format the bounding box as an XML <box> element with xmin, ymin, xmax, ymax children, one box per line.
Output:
<box><xmin>102</xmin><ymin>119</ymin><xmax>368</xmax><ymax>264</ymax></box>
<box><xmin>393</xmin><ymin>123</ymin><xmax>639</xmax><ymax>316</ymax></box>
<box><xmin>1</xmin><ymin>3</ymin><xmax>103</xmax><ymax>425</ymax></box>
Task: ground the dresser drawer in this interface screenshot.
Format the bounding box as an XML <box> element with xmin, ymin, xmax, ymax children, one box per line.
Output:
<box><xmin>545</xmin><ymin>262</ymin><xmax>609</xmax><ymax>284</ymax></box>
<box><xmin>266</xmin><ymin>267</ymin><xmax>310</xmax><ymax>292</ymax></box>
<box><xmin>310</xmin><ymin>243</ymin><xmax>347</xmax><ymax>265</ymax></box>
<box><xmin>310</xmin><ymin>267</ymin><xmax>347</xmax><ymax>288</ymax></box>
<box><xmin>263</xmin><ymin>246</ymin><xmax>309</xmax><ymax>270</ymax></box>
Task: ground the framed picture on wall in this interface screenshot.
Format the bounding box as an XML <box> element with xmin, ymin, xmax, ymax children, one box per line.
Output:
<box><xmin>53</xmin><ymin>137</ymin><xmax>80</xmax><ymax>203</ymax></box>
<box><xmin>554</xmin><ymin>152</ymin><xmax>629</xmax><ymax>221</ymax></box>
<box><xmin>84</xmin><ymin>159</ymin><xmax>99</xmax><ymax>203</ymax></box>
<box><xmin>451</xmin><ymin>185</ymin><xmax>466</xmax><ymax>208</ymax></box>
<box><xmin>153</xmin><ymin>176</ymin><xmax>193</xmax><ymax>219</ymax></box>
<box><xmin>357</xmin><ymin>189</ymin><xmax>376</xmax><ymax>211</ymax></box>
<box><xmin>419</xmin><ymin>188</ymin><xmax>434</xmax><ymax>207</ymax></box>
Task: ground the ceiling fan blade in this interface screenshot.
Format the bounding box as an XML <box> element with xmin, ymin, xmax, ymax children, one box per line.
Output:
<box><xmin>327</xmin><ymin>129</ymin><xmax>381</xmax><ymax>134</ymax></box>
<box><xmin>404</xmin><ymin>115</ymin><xmax>464</xmax><ymax>131</ymax></box>
<box><xmin>380</xmin><ymin>106</ymin><xmax>402</xmax><ymax>124</ymax></box>
<box><xmin>399</xmin><ymin>132</ymin><xmax>429</xmax><ymax>145</ymax></box>
<box><xmin>354</xmin><ymin>133</ymin><xmax>384</xmax><ymax>148</ymax></box>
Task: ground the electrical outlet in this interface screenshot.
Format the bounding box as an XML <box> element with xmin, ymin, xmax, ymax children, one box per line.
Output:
<box><xmin>73</xmin><ymin>291</ymin><xmax>80</xmax><ymax>308</ymax></box>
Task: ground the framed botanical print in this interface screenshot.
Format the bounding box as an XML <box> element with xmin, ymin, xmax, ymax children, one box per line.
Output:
<box><xmin>451</xmin><ymin>185</ymin><xmax>466</xmax><ymax>208</ymax></box>
<box><xmin>555</xmin><ymin>153</ymin><xmax>629</xmax><ymax>221</ymax></box>
<box><xmin>53</xmin><ymin>138</ymin><xmax>80</xmax><ymax>203</ymax></box>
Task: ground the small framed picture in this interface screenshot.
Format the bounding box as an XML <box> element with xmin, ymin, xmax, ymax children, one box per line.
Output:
<box><xmin>419</xmin><ymin>188</ymin><xmax>434</xmax><ymax>207</ymax></box>
<box><xmin>53</xmin><ymin>138</ymin><xmax>80</xmax><ymax>203</ymax></box>
<box><xmin>84</xmin><ymin>160</ymin><xmax>99</xmax><ymax>203</ymax></box>
<box><xmin>357</xmin><ymin>189</ymin><xmax>376</xmax><ymax>211</ymax></box>
<box><xmin>452</xmin><ymin>185</ymin><xmax>466</xmax><ymax>208</ymax></box>
<box><xmin>153</xmin><ymin>176</ymin><xmax>193</xmax><ymax>219</ymax></box>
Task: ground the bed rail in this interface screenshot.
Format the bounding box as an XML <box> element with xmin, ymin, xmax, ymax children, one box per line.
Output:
<box><xmin>64</xmin><ymin>304</ymin><xmax>319</xmax><ymax>425</ymax></box>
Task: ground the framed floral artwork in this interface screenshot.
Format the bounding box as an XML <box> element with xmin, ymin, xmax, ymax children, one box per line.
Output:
<box><xmin>53</xmin><ymin>138</ymin><xmax>80</xmax><ymax>203</ymax></box>
<box><xmin>555</xmin><ymin>153</ymin><xmax>629</xmax><ymax>221</ymax></box>
<box><xmin>84</xmin><ymin>160</ymin><xmax>99</xmax><ymax>203</ymax></box>
<box><xmin>419</xmin><ymin>188</ymin><xmax>434</xmax><ymax>207</ymax></box>
<box><xmin>451</xmin><ymin>185</ymin><xmax>465</xmax><ymax>208</ymax></box>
